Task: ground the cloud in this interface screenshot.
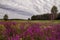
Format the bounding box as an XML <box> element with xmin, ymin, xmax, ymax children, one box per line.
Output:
<box><xmin>0</xmin><ymin>0</ymin><xmax>60</xmax><ymax>19</ymax></box>
<box><xmin>0</xmin><ymin>4</ymin><xmax>33</xmax><ymax>16</ymax></box>
<box><xmin>0</xmin><ymin>7</ymin><xmax>31</xmax><ymax>19</ymax></box>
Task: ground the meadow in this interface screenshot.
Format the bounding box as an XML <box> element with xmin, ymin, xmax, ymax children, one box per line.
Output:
<box><xmin>0</xmin><ymin>20</ymin><xmax>60</xmax><ymax>40</ymax></box>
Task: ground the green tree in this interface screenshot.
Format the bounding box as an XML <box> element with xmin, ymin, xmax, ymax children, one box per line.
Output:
<box><xmin>3</xmin><ymin>14</ymin><xmax>8</xmax><ymax>21</ymax></box>
<box><xmin>28</xmin><ymin>18</ymin><xmax>30</xmax><ymax>20</ymax></box>
<box><xmin>51</xmin><ymin>6</ymin><xmax>58</xmax><ymax>20</ymax></box>
<box><xmin>51</xmin><ymin>6</ymin><xmax>58</xmax><ymax>13</ymax></box>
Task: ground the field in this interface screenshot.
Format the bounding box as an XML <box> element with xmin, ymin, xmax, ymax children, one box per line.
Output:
<box><xmin>0</xmin><ymin>20</ymin><xmax>60</xmax><ymax>40</ymax></box>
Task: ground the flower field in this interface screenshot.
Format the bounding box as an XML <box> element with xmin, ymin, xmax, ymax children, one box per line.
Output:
<box><xmin>0</xmin><ymin>21</ymin><xmax>60</xmax><ymax>40</ymax></box>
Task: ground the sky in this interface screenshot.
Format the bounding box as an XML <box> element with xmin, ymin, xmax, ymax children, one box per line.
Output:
<box><xmin>0</xmin><ymin>0</ymin><xmax>60</xmax><ymax>19</ymax></box>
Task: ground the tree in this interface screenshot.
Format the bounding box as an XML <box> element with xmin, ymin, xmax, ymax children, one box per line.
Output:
<box><xmin>3</xmin><ymin>14</ymin><xmax>8</xmax><ymax>21</ymax></box>
<box><xmin>51</xmin><ymin>6</ymin><xmax>58</xmax><ymax>20</ymax></box>
<box><xmin>31</xmin><ymin>15</ymin><xmax>36</xmax><ymax>20</ymax></box>
<box><xmin>28</xmin><ymin>18</ymin><xmax>30</xmax><ymax>20</ymax></box>
<box><xmin>57</xmin><ymin>13</ymin><xmax>60</xmax><ymax>20</ymax></box>
<box><xmin>51</xmin><ymin>6</ymin><xmax>58</xmax><ymax>13</ymax></box>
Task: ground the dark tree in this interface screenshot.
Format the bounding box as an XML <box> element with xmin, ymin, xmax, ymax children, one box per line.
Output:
<box><xmin>31</xmin><ymin>15</ymin><xmax>37</xmax><ymax>20</ymax></box>
<box><xmin>3</xmin><ymin>14</ymin><xmax>8</xmax><ymax>21</ymax></box>
<box><xmin>51</xmin><ymin>6</ymin><xmax>58</xmax><ymax>20</ymax></box>
<box><xmin>57</xmin><ymin>13</ymin><xmax>60</xmax><ymax>20</ymax></box>
<box><xmin>51</xmin><ymin>6</ymin><xmax>58</xmax><ymax>13</ymax></box>
<box><xmin>28</xmin><ymin>18</ymin><xmax>30</xmax><ymax>20</ymax></box>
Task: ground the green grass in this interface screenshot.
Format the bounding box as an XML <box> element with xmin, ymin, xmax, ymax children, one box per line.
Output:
<box><xmin>0</xmin><ymin>20</ymin><xmax>60</xmax><ymax>24</ymax></box>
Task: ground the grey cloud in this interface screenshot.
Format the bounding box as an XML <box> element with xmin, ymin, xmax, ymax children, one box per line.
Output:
<box><xmin>0</xmin><ymin>4</ymin><xmax>33</xmax><ymax>16</ymax></box>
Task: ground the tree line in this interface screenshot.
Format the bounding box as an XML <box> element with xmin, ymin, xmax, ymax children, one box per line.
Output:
<box><xmin>31</xmin><ymin>13</ymin><xmax>60</xmax><ymax>20</ymax></box>
<box><xmin>31</xmin><ymin>6</ymin><xmax>60</xmax><ymax>20</ymax></box>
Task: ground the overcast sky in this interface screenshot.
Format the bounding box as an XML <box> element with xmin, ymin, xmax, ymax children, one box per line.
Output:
<box><xmin>0</xmin><ymin>0</ymin><xmax>60</xmax><ymax>19</ymax></box>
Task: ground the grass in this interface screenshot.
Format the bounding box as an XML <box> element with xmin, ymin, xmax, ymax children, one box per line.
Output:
<box><xmin>0</xmin><ymin>20</ymin><xmax>60</xmax><ymax>24</ymax></box>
